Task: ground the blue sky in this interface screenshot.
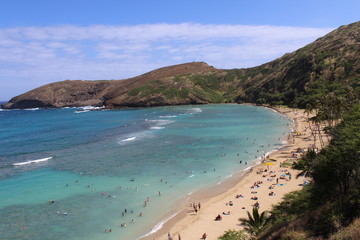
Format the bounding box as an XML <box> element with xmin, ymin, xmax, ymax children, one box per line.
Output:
<box><xmin>0</xmin><ymin>0</ymin><xmax>359</xmax><ymax>101</ymax></box>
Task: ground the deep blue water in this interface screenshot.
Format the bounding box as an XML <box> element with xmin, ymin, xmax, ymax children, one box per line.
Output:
<box><xmin>0</xmin><ymin>104</ymin><xmax>291</xmax><ymax>240</ymax></box>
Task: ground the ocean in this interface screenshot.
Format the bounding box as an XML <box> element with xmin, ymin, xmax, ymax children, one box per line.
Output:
<box><xmin>0</xmin><ymin>104</ymin><xmax>292</xmax><ymax>240</ymax></box>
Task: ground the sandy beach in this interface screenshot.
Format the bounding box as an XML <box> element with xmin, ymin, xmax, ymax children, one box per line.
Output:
<box><xmin>150</xmin><ymin>106</ymin><xmax>328</xmax><ymax>240</ymax></box>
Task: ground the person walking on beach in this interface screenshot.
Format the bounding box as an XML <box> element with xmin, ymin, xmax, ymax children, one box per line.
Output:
<box><xmin>202</xmin><ymin>232</ymin><xmax>207</xmax><ymax>240</ymax></box>
<box><xmin>178</xmin><ymin>233</ymin><xmax>181</xmax><ymax>240</ymax></box>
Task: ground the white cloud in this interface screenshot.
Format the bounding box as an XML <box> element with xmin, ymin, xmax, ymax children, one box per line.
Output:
<box><xmin>0</xmin><ymin>23</ymin><xmax>333</xmax><ymax>100</ymax></box>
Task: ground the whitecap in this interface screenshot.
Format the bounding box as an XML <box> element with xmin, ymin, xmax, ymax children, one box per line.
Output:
<box><xmin>190</xmin><ymin>107</ymin><xmax>202</xmax><ymax>113</ymax></box>
<box><xmin>24</xmin><ymin>108</ymin><xmax>39</xmax><ymax>111</ymax></box>
<box><xmin>188</xmin><ymin>174</ymin><xmax>194</xmax><ymax>178</ymax></box>
<box><xmin>159</xmin><ymin>115</ymin><xmax>178</xmax><ymax>118</ymax></box>
<box><xmin>74</xmin><ymin>110</ymin><xmax>90</xmax><ymax>114</ymax></box>
<box><xmin>77</xmin><ymin>105</ymin><xmax>105</xmax><ymax>111</ymax></box>
<box><xmin>150</xmin><ymin>126</ymin><xmax>165</xmax><ymax>130</ymax></box>
<box><xmin>80</xmin><ymin>106</ymin><xmax>97</xmax><ymax>110</ymax></box>
<box><xmin>121</xmin><ymin>137</ymin><xmax>136</xmax><ymax>142</ymax></box>
<box><xmin>13</xmin><ymin>157</ymin><xmax>53</xmax><ymax>166</ymax></box>
<box><xmin>75</xmin><ymin>109</ymin><xmax>91</xmax><ymax>113</ymax></box>
<box><xmin>148</xmin><ymin>119</ymin><xmax>175</xmax><ymax>126</ymax></box>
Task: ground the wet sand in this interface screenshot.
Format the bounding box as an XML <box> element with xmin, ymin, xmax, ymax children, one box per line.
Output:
<box><xmin>147</xmin><ymin>106</ymin><xmax>328</xmax><ymax>240</ymax></box>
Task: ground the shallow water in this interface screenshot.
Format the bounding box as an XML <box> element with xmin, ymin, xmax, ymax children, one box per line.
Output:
<box><xmin>0</xmin><ymin>104</ymin><xmax>291</xmax><ymax>240</ymax></box>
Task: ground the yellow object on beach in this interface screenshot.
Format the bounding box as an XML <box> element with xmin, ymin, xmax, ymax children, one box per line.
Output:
<box><xmin>263</xmin><ymin>162</ymin><xmax>276</xmax><ymax>165</ymax></box>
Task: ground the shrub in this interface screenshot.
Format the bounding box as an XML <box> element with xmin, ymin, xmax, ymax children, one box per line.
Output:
<box><xmin>218</xmin><ymin>230</ymin><xmax>247</xmax><ymax>240</ymax></box>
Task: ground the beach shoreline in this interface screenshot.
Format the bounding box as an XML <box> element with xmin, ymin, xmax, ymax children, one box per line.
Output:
<box><xmin>143</xmin><ymin>106</ymin><xmax>326</xmax><ymax>240</ymax></box>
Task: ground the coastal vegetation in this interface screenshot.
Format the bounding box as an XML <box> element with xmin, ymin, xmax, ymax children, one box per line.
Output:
<box><xmin>239</xmin><ymin>207</ymin><xmax>270</xmax><ymax>238</ymax></box>
<box><xmin>218</xmin><ymin>230</ymin><xmax>247</xmax><ymax>240</ymax></box>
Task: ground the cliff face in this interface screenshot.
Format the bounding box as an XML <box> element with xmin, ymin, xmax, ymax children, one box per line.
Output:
<box><xmin>2</xmin><ymin>21</ymin><xmax>360</xmax><ymax>109</ymax></box>
<box><xmin>2</xmin><ymin>80</ymin><xmax>111</xmax><ymax>109</ymax></box>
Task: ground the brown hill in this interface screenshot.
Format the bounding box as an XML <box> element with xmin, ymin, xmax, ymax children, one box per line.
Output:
<box><xmin>2</xmin><ymin>62</ymin><xmax>220</xmax><ymax>109</ymax></box>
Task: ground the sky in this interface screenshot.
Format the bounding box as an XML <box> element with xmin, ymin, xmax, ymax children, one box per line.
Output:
<box><xmin>0</xmin><ymin>0</ymin><xmax>359</xmax><ymax>101</ymax></box>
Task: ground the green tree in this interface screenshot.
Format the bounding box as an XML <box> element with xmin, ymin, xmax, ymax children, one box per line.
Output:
<box><xmin>218</xmin><ymin>230</ymin><xmax>247</xmax><ymax>240</ymax></box>
<box><xmin>239</xmin><ymin>207</ymin><xmax>270</xmax><ymax>238</ymax></box>
<box><xmin>293</xmin><ymin>148</ymin><xmax>317</xmax><ymax>178</ymax></box>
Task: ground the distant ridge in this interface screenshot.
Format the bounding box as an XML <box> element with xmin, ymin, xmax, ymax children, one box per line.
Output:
<box><xmin>2</xmin><ymin>21</ymin><xmax>360</xmax><ymax>109</ymax></box>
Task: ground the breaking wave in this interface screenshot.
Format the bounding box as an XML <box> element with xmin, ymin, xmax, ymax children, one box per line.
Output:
<box><xmin>13</xmin><ymin>157</ymin><xmax>53</xmax><ymax>166</ymax></box>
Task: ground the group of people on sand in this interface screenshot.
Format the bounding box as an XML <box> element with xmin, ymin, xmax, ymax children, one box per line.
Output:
<box><xmin>192</xmin><ymin>202</ymin><xmax>201</xmax><ymax>213</ymax></box>
<box><xmin>167</xmin><ymin>232</ymin><xmax>182</xmax><ymax>240</ymax></box>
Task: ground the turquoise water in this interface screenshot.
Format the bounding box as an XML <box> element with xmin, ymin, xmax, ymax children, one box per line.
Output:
<box><xmin>0</xmin><ymin>104</ymin><xmax>291</xmax><ymax>240</ymax></box>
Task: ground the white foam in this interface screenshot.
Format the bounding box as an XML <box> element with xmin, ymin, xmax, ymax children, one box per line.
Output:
<box><xmin>13</xmin><ymin>157</ymin><xmax>52</xmax><ymax>166</ymax></box>
<box><xmin>148</xmin><ymin>119</ymin><xmax>175</xmax><ymax>126</ymax></box>
<box><xmin>244</xmin><ymin>166</ymin><xmax>252</xmax><ymax>171</ymax></box>
<box><xmin>80</xmin><ymin>105</ymin><xmax>104</xmax><ymax>110</ymax></box>
<box><xmin>147</xmin><ymin>119</ymin><xmax>175</xmax><ymax>131</ymax></box>
<box><xmin>74</xmin><ymin>110</ymin><xmax>90</xmax><ymax>114</ymax></box>
<box><xmin>118</xmin><ymin>130</ymin><xmax>155</xmax><ymax>145</ymax></box>
<box><xmin>150</xmin><ymin>126</ymin><xmax>165</xmax><ymax>130</ymax></box>
<box><xmin>190</xmin><ymin>107</ymin><xmax>202</xmax><ymax>113</ymax></box>
<box><xmin>188</xmin><ymin>174</ymin><xmax>194</xmax><ymax>178</ymax></box>
<box><xmin>264</xmin><ymin>149</ymin><xmax>278</xmax><ymax>158</ymax></box>
<box><xmin>24</xmin><ymin>108</ymin><xmax>39</xmax><ymax>111</ymax></box>
<box><xmin>137</xmin><ymin>211</ymin><xmax>181</xmax><ymax>239</ymax></box>
<box><xmin>159</xmin><ymin>115</ymin><xmax>178</xmax><ymax>118</ymax></box>
<box><xmin>121</xmin><ymin>137</ymin><xmax>136</xmax><ymax>142</ymax></box>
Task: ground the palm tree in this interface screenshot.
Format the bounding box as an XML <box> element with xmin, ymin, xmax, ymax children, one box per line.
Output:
<box><xmin>305</xmin><ymin>103</ymin><xmax>319</xmax><ymax>148</ymax></box>
<box><xmin>239</xmin><ymin>207</ymin><xmax>270</xmax><ymax>238</ymax></box>
<box><xmin>294</xmin><ymin>148</ymin><xmax>317</xmax><ymax>178</ymax></box>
